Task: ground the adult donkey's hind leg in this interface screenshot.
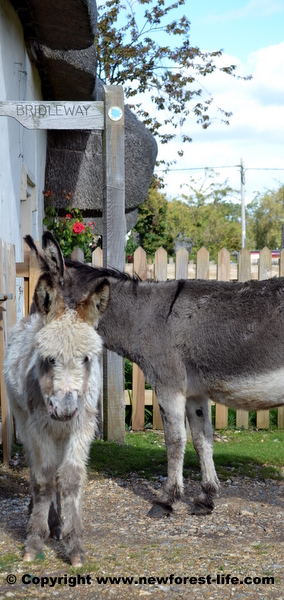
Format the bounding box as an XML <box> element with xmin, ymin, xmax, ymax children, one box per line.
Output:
<box><xmin>148</xmin><ymin>389</ymin><xmax>187</xmax><ymax>517</ymax></box>
<box><xmin>186</xmin><ymin>396</ymin><xmax>219</xmax><ymax>514</ymax></box>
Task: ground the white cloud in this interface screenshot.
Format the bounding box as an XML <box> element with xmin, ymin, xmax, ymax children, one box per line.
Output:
<box><xmin>155</xmin><ymin>42</ymin><xmax>284</xmax><ymax>202</ymax></box>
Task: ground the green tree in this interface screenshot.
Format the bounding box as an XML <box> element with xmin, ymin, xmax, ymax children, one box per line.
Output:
<box><xmin>167</xmin><ymin>171</ymin><xmax>242</xmax><ymax>260</ymax></box>
<box><xmin>246</xmin><ymin>185</ymin><xmax>284</xmax><ymax>249</ymax></box>
<box><xmin>95</xmin><ymin>0</ymin><xmax>250</xmax><ymax>156</ymax></box>
<box><xmin>133</xmin><ymin>178</ymin><xmax>174</xmax><ymax>255</ymax></box>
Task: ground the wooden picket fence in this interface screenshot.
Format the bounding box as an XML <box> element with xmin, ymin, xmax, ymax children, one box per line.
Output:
<box><xmin>1</xmin><ymin>241</ymin><xmax>284</xmax><ymax>464</ymax></box>
<box><xmin>91</xmin><ymin>244</ymin><xmax>284</xmax><ymax>433</ymax></box>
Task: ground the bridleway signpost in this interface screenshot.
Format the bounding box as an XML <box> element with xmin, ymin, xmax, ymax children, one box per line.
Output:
<box><xmin>0</xmin><ymin>86</ymin><xmax>126</xmax><ymax>444</ymax></box>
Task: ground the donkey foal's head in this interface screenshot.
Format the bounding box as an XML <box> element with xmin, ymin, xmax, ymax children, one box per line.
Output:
<box><xmin>26</xmin><ymin>236</ymin><xmax>109</xmax><ymax>422</ymax></box>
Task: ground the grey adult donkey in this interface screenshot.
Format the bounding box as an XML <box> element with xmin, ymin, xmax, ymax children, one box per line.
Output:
<box><xmin>19</xmin><ymin>233</ymin><xmax>284</xmax><ymax>522</ymax></box>
<box><xmin>4</xmin><ymin>236</ymin><xmax>109</xmax><ymax>565</ymax></box>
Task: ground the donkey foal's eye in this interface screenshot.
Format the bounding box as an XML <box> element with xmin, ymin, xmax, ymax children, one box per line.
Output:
<box><xmin>48</xmin><ymin>357</ymin><xmax>55</xmax><ymax>366</ymax></box>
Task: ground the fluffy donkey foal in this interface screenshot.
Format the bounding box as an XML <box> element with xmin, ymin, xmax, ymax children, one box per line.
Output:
<box><xmin>5</xmin><ymin>260</ymin><xmax>109</xmax><ymax>566</ymax></box>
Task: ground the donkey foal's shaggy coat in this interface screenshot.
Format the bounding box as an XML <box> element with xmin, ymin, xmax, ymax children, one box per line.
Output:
<box><xmin>4</xmin><ymin>238</ymin><xmax>109</xmax><ymax>566</ymax></box>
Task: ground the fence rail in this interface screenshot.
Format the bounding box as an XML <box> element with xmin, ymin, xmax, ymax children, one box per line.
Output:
<box><xmin>1</xmin><ymin>242</ymin><xmax>284</xmax><ymax>463</ymax></box>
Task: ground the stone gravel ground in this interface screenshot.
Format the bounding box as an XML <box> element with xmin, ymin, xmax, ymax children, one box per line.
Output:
<box><xmin>0</xmin><ymin>455</ymin><xmax>283</xmax><ymax>599</ymax></box>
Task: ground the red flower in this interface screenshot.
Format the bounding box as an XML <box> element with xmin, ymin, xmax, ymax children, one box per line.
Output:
<box><xmin>73</xmin><ymin>222</ymin><xmax>85</xmax><ymax>234</ymax></box>
<box><xmin>66</xmin><ymin>213</ymin><xmax>72</xmax><ymax>219</ymax></box>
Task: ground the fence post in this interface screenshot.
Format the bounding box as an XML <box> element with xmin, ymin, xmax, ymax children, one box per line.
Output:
<box><xmin>152</xmin><ymin>247</ymin><xmax>167</xmax><ymax>430</ymax></box>
<box><xmin>102</xmin><ymin>85</ymin><xmax>125</xmax><ymax>443</ymax></box>
<box><xmin>257</xmin><ymin>247</ymin><xmax>272</xmax><ymax>429</ymax></box>
<box><xmin>215</xmin><ymin>248</ymin><xmax>230</xmax><ymax>429</ymax></box>
<box><xmin>236</xmin><ymin>247</ymin><xmax>250</xmax><ymax>429</ymax></box>
<box><xmin>132</xmin><ymin>247</ymin><xmax>147</xmax><ymax>431</ymax></box>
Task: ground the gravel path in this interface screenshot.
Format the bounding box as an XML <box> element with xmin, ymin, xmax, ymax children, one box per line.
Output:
<box><xmin>0</xmin><ymin>461</ymin><xmax>283</xmax><ymax>599</ymax></box>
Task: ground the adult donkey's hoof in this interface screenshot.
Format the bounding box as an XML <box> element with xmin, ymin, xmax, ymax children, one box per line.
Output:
<box><xmin>147</xmin><ymin>501</ymin><xmax>173</xmax><ymax>518</ymax></box>
<box><xmin>190</xmin><ymin>498</ymin><xmax>214</xmax><ymax>515</ymax></box>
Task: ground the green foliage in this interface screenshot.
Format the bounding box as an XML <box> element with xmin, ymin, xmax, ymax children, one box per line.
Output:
<box><xmin>133</xmin><ymin>178</ymin><xmax>174</xmax><ymax>256</ymax></box>
<box><xmin>95</xmin><ymin>0</ymin><xmax>250</xmax><ymax>154</ymax></box>
<box><xmin>246</xmin><ymin>185</ymin><xmax>284</xmax><ymax>249</ymax></box>
<box><xmin>133</xmin><ymin>171</ymin><xmax>242</xmax><ymax>261</ymax></box>
<box><xmin>43</xmin><ymin>201</ymin><xmax>99</xmax><ymax>262</ymax></box>
<box><xmin>173</xmin><ymin>171</ymin><xmax>242</xmax><ymax>261</ymax></box>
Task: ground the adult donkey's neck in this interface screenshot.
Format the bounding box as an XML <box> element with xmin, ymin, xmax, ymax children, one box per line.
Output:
<box><xmin>64</xmin><ymin>261</ymin><xmax>180</xmax><ymax>387</ymax></box>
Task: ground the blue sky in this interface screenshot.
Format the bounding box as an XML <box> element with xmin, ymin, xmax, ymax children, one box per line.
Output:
<box><xmin>154</xmin><ymin>0</ymin><xmax>284</xmax><ymax>203</ymax></box>
<box><xmin>96</xmin><ymin>0</ymin><xmax>284</xmax><ymax>204</ymax></box>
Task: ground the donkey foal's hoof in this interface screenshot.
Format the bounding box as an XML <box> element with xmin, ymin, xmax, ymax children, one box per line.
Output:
<box><xmin>23</xmin><ymin>551</ymin><xmax>36</xmax><ymax>562</ymax></box>
<box><xmin>71</xmin><ymin>555</ymin><xmax>84</xmax><ymax>567</ymax></box>
<box><xmin>147</xmin><ymin>501</ymin><xmax>173</xmax><ymax>518</ymax></box>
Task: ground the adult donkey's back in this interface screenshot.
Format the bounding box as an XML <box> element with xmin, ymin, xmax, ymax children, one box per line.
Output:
<box><xmin>5</xmin><ymin>236</ymin><xmax>109</xmax><ymax>565</ymax></box>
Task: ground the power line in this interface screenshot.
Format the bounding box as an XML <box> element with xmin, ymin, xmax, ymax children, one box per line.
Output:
<box><xmin>156</xmin><ymin>165</ymin><xmax>284</xmax><ymax>172</ymax></box>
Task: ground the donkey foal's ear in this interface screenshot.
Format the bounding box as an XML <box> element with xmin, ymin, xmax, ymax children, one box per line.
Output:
<box><xmin>34</xmin><ymin>274</ymin><xmax>65</xmax><ymax>323</ymax></box>
<box><xmin>76</xmin><ymin>280</ymin><xmax>110</xmax><ymax>326</ymax></box>
<box><xmin>42</xmin><ymin>231</ymin><xmax>65</xmax><ymax>284</ymax></box>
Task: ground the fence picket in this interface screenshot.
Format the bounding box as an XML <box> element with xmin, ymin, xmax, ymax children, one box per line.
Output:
<box><xmin>215</xmin><ymin>248</ymin><xmax>230</xmax><ymax>429</ymax></box>
<box><xmin>132</xmin><ymin>247</ymin><xmax>147</xmax><ymax>431</ymax></box>
<box><xmin>153</xmin><ymin>247</ymin><xmax>167</xmax><ymax>430</ymax></box>
<box><xmin>176</xmin><ymin>247</ymin><xmax>188</xmax><ymax>279</ymax></box>
<box><xmin>92</xmin><ymin>247</ymin><xmax>103</xmax><ymax>266</ymax></box>
<box><xmin>196</xmin><ymin>246</ymin><xmax>209</xmax><ymax>280</ymax></box>
<box><xmin>257</xmin><ymin>248</ymin><xmax>272</xmax><ymax>429</ymax></box>
<box><xmin>236</xmin><ymin>247</ymin><xmax>251</xmax><ymax>429</ymax></box>
<box><xmin>278</xmin><ymin>250</ymin><xmax>284</xmax><ymax>429</ymax></box>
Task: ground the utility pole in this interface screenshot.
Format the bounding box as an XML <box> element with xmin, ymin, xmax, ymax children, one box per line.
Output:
<box><xmin>240</xmin><ymin>159</ymin><xmax>246</xmax><ymax>248</ymax></box>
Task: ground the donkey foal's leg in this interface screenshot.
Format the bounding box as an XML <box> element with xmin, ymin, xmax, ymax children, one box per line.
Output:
<box><xmin>148</xmin><ymin>391</ymin><xmax>186</xmax><ymax>518</ymax></box>
<box><xmin>186</xmin><ymin>397</ymin><xmax>219</xmax><ymax>514</ymax></box>
<box><xmin>24</xmin><ymin>479</ymin><xmax>55</xmax><ymax>561</ymax></box>
<box><xmin>58</xmin><ymin>461</ymin><xmax>86</xmax><ymax>567</ymax></box>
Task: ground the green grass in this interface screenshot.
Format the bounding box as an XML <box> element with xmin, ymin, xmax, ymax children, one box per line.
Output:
<box><xmin>88</xmin><ymin>430</ymin><xmax>284</xmax><ymax>481</ymax></box>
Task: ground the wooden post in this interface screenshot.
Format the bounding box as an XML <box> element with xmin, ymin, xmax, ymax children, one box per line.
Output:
<box><xmin>152</xmin><ymin>247</ymin><xmax>167</xmax><ymax>430</ymax></box>
<box><xmin>215</xmin><ymin>248</ymin><xmax>230</xmax><ymax>429</ymax></box>
<box><xmin>257</xmin><ymin>248</ymin><xmax>272</xmax><ymax>429</ymax></box>
<box><xmin>132</xmin><ymin>247</ymin><xmax>147</xmax><ymax>431</ymax></box>
<box><xmin>0</xmin><ymin>240</ymin><xmax>16</xmax><ymax>464</ymax></box>
<box><xmin>236</xmin><ymin>247</ymin><xmax>250</xmax><ymax>429</ymax></box>
<box><xmin>102</xmin><ymin>85</ymin><xmax>125</xmax><ymax>443</ymax></box>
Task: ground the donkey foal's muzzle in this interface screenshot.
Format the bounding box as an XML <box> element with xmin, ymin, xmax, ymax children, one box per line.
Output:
<box><xmin>49</xmin><ymin>391</ymin><xmax>78</xmax><ymax>421</ymax></box>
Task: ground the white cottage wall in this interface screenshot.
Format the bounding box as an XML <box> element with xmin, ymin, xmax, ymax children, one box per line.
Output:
<box><xmin>0</xmin><ymin>0</ymin><xmax>47</xmax><ymax>262</ymax></box>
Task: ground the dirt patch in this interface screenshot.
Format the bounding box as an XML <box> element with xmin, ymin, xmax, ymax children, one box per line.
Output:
<box><xmin>0</xmin><ymin>457</ymin><xmax>283</xmax><ymax>600</ymax></box>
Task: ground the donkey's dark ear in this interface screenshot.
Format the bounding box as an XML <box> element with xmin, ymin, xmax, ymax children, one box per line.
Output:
<box><xmin>34</xmin><ymin>273</ymin><xmax>65</xmax><ymax>323</ymax></box>
<box><xmin>42</xmin><ymin>231</ymin><xmax>65</xmax><ymax>284</ymax></box>
<box><xmin>76</xmin><ymin>279</ymin><xmax>110</xmax><ymax>326</ymax></box>
<box><xmin>24</xmin><ymin>235</ymin><xmax>49</xmax><ymax>272</ymax></box>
